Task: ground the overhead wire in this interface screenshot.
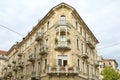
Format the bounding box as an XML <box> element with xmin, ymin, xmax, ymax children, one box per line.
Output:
<box><xmin>0</xmin><ymin>24</ymin><xmax>24</xmax><ymax>37</ymax></box>
<box><xmin>1</xmin><ymin>24</ymin><xmax>120</xmax><ymax>50</ymax></box>
<box><xmin>98</xmin><ymin>43</ymin><xmax>120</xmax><ymax>50</ymax></box>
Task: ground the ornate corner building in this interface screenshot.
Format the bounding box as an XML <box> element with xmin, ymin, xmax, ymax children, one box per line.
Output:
<box><xmin>1</xmin><ymin>2</ymin><xmax>99</xmax><ymax>80</ymax></box>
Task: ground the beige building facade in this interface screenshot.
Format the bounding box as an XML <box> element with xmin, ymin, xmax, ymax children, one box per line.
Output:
<box><xmin>1</xmin><ymin>3</ymin><xmax>99</xmax><ymax>80</ymax></box>
<box><xmin>0</xmin><ymin>50</ymin><xmax>8</xmax><ymax>79</ymax></box>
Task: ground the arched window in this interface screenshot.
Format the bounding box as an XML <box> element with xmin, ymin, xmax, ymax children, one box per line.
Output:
<box><xmin>60</xmin><ymin>15</ymin><xmax>66</xmax><ymax>23</ymax></box>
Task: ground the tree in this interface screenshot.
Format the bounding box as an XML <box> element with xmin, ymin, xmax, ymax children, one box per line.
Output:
<box><xmin>101</xmin><ymin>67</ymin><xmax>120</xmax><ymax>80</ymax></box>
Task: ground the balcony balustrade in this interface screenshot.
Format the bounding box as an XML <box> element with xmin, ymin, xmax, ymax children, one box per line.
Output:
<box><xmin>31</xmin><ymin>72</ymin><xmax>40</xmax><ymax>80</ymax></box>
<box><xmin>55</xmin><ymin>41</ymin><xmax>71</xmax><ymax>51</ymax></box>
<box><xmin>47</xmin><ymin>66</ymin><xmax>78</xmax><ymax>75</ymax></box>
<box><xmin>95</xmin><ymin>61</ymin><xmax>99</xmax><ymax>67</ymax></box>
<box><xmin>81</xmin><ymin>53</ymin><xmax>89</xmax><ymax>59</ymax></box>
<box><xmin>86</xmin><ymin>40</ymin><xmax>95</xmax><ymax>49</ymax></box>
<box><xmin>39</xmin><ymin>45</ymin><xmax>48</xmax><ymax>55</ymax></box>
<box><xmin>35</xmin><ymin>32</ymin><xmax>43</xmax><ymax>42</ymax></box>
<box><xmin>18</xmin><ymin>62</ymin><xmax>24</xmax><ymax>68</ymax></box>
<box><xmin>7</xmin><ymin>72</ymin><xmax>12</xmax><ymax>77</ymax></box>
<box><xmin>55</xmin><ymin>20</ymin><xmax>71</xmax><ymax>29</ymax></box>
<box><xmin>13</xmin><ymin>66</ymin><xmax>17</xmax><ymax>71</ymax></box>
<box><xmin>28</xmin><ymin>54</ymin><xmax>36</xmax><ymax>62</ymax></box>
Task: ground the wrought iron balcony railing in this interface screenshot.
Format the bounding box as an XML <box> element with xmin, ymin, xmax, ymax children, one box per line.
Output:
<box><xmin>47</xmin><ymin>66</ymin><xmax>78</xmax><ymax>75</ymax></box>
<box><xmin>39</xmin><ymin>45</ymin><xmax>48</xmax><ymax>55</ymax></box>
<box><xmin>18</xmin><ymin>62</ymin><xmax>24</xmax><ymax>68</ymax></box>
<box><xmin>81</xmin><ymin>53</ymin><xmax>89</xmax><ymax>59</ymax></box>
<box><xmin>28</xmin><ymin>54</ymin><xmax>36</xmax><ymax>62</ymax></box>
<box><xmin>86</xmin><ymin>40</ymin><xmax>95</xmax><ymax>49</ymax></box>
<box><xmin>31</xmin><ymin>72</ymin><xmax>40</xmax><ymax>80</ymax></box>
<box><xmin>35</xmin><ymin>32</ymin><xmax>43</xmax><ymax>42</ymax></box>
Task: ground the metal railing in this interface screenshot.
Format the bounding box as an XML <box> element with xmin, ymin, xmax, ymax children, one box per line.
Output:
<box><xmin>47</xmin><ymin>66</ymin><xmax>78</xmax><ymax>74</ymax></box>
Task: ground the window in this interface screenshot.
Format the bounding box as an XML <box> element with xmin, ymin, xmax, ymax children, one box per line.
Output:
<box><xmin>58</xmin><ymin>59</ymin><xmax>62</xmax><ymax>66</ymax></box>
<box><xmin>78</xmin><ymin>59</ymin><xmax>79</xmax><ymax>67</ymax></box>
<box><xmin>57</xmin><ymin>55</ymin><xmax>68</xmax><ymax>67</ymax></box>
<box><xmin>76</xmin><ymin>22</ymin><xmax>78</xmax><ymax>30</ymax></box>
<box><xmin>45</xmin><ymin>59</ymin><xmax>47</xmax><ymax>70</ymax></box>
<box><xmin>83</xmin><ymin>62</ymin><xmax>84</xmax><ymax>72</ymax></box>
<box><xmin>77</xmin><ymin>39</ymin><xmax>79</xmax><ymax>49</ymax></box>
<box><xmin>80</xmin><ymin>26</ymin><xmax>82</xmax><ymax>34</ymax></box>
<box><xmin>38</xmin><ymin>62</ymin><xmax>40</xmax><ymax>73</ymax></box>
<box><xmin>60</xmin><ymin>31</ymin><xmax>66</xmax><ymax>41</ymax></box>
<box><xmin>46</xmin><ymin>39</ymin><xmax>48</xmax><ymax>46</ymax></box>
<box><xmin>41</xmin><ymin>27</ymin><xmax>44</xmax><ymax>33</ymax></box>
<box><xmin>81</xmin><ymin>43</ymin><xmax>83</xmax><ymax>53</ymax></box>
<box><xmin>34</xmin><ymin>47</ymin><xmax>36</xmax><ymax>57</ymax></box>
<box><xmin>109</xmin><ymin>62</ymin><xmax>111</xmax><ymax>65</ymax></box>
<box><xmin>60</xmin><ymin>15</ymin><xmax>66</xmax><ymax>24</ymax></box>
<box><xmin>47</xmin><ymin>21</ymin><xmax>49</xmax><ymax>30</ymax></box>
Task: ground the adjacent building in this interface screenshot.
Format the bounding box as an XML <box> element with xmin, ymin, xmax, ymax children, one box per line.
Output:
<box><xmin>98</xmin><ymin>56</ymin><xmax>118</xmax><ymax>80</ymax></box>
<box><xmin>1</xmin><ymin>2</ymin><xmax>99</xmax><ymax>80</ymax></box>
<box><xmin>0</xmin><ymin>50</ymin><xmax>7</xmax><ymax>79</ymax></box>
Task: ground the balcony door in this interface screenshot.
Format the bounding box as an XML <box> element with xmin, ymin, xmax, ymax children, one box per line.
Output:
<box><xmin>57</xmin><ymin>55</ymin><xmax>68</xmax><ymax>67</ymax></box>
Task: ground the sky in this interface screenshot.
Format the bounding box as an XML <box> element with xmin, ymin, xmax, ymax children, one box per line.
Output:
<box><xmin>0</xmin><ymin>0</ymin><xmax>120</xmax><ymax>68</ymax></box>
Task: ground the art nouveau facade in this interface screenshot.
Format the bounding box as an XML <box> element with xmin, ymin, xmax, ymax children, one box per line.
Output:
<box><xmin>1</xmin><ymin>3</ymin><xmax>99</xmax><ymax>80</ymax></box>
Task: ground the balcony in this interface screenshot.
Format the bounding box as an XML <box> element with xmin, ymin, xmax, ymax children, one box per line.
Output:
<box><xmin>13</xmin><ymin>66</ymin><xmax>17</xmax><ymax>71</ymax></box>
<box><xmin>18</xmin><ymin>62</ymin><xmax>24</xmax><ymax>68</ymax></box>
<box><xmin>8</xmin><ymin>64</ymin><xmax>11</xmax><ymax>67</ymax></box>
<box><xmin>12</xmin><ymin>60</ymin><xmax>16</xmax><ymax>64</ymax></box>
<box><xmin>17</xmin><ymin>52</ymin><xmax>22</xmax><ymax>57</ymax></box>
<box><xmin>7</xmin><ymin>72</ymin><xmax>12</xmax><ymax>77</ymax></box>
<box><xmin>35</xmin><ymin>32</ymin><xmax>43</xmax><ymax>42</ymax></box>
<box><xmin>28</xmin><ymin>54</ymin><xmax>36</xmax><ymax>62</ymax></box>
<box><xmin>55</xmin><ymin>41</ymin><xmax>71</xmax><ymax>51</ymax></box>
<box><xmin>39</xmin><ymin>45</ymin><xmax>48</xmax><ymax>55</ymax></box>
<box><xmin>31</xmin><ymin>72</ymin><xmax>40</xmax><ymax>80</ymax></box>
<box><xmin>81</xmin><ymin>53</ymin><xmax>89</xmax><ymax>59</ymax></box>
<box><xmin>95</xmin><ymin>61</ymin><xmax>99</xmax><ymax>67</ymax></box>
<box><xmin>55</xmin><ymin>20</ymin><xmax>71</xmax><ymax>29</ymax></box>
<box><xmin>86</xmin><ymin>40</ymin><xmax>95</xmax><ymax>49</ymax></box>
<box><xmin>47</xmin><ymin>66</ymin><xmax>78</xmax><ymax>75</ymax></box>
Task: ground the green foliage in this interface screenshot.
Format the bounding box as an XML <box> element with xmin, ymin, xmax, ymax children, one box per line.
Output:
<box><xmin>67</xmin><ymin>39</ymin><xmax>71</xmax><ymax>44</ymax></box>
<box><xmin>101</xmin><ymin>67</ymin><xmax>120</xmax><ymax>80</ymax></box>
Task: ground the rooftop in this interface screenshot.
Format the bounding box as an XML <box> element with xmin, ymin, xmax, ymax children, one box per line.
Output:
<box><xmin>0</xmin><ymin>50</ymin><xmax>7</xmax><ymax>55</ymax></box>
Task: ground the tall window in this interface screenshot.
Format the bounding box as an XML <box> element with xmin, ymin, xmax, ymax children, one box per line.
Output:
<box><xmin>45</xmin><ymin>59</ymin><xmax>47</xmax><ymax>70</ymax></box>
<box><xmin>47</xmin><ymin>21</ymin><xmax>49</xmax><ymax>30</ymax></box>
<box><xmin>34</xmin><ymin>47</ymin><xmax>36</xmax><ymax>57</ymax></box>
<box><xmin>77</xmin><ymin>59</ymin><xmax>79</xmax><ymax>67</ymax></box>
<box><xmin>77</xmin><ymin>39</ymin><xmax>79</xmax><ymax>49</ymax></box>
<box><xmin>81</xmin><ymin>43</ymin><xmax>83</xmax><ymax>53</ymax></box>
<box><xmin>60</xmin><ymin>15</ymin><xmax>66</xmax><ymax>24</ymax></box>
<box><xmin>80</xmin><ymin>26</ymin><xmax>82</xmax><ymax>34</ymax></box>
<box><xmin>76</xmin><ymin>22</ymin><xmax>78</xmax><ymax>30</ymax></box>
<box><xmin>60</xmin><ymin>31</ymin><xmax>66</xmax><ymax>41</ymax></box>
<box><xmin>46</xmin><ymin>39</ymin><xmax>48</xmax><ymax>46</ymax></box>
